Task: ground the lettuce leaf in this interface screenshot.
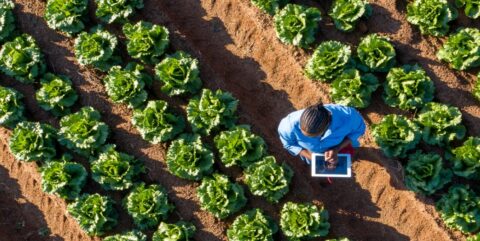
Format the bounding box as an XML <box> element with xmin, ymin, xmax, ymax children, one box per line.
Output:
<box><xmin>467</xmin><ymin>234</ymin><xmax>480</xmax><ymax>241</ymax></box>
<box><xmin>304</xmin><ymin>40</ymin><xmax>352</xmax><ymax>82</ymax></box>
<box><xmin>251</xmin><ymin>0</ymin><xmax>288</xmax><ymax>15</ymax></box>
<box><xmin>95</xmin><ymin>0</ymin><xmax>143</xmax><ymax>24</ymax></box>
<box><xmin>404</xmin><ymin>151</ymin><xmax>452</xmax><ymax>195</ymax></box>
<box><xmin>196</xmin><ymin>173</ymin><xmax>247</xmax><ymax>219</ymax></box>
<box><xmin>155</xmin><ymin>51</ymin><xmax>201</xmax><ymax>96</ymax></box>
<box><xmin>455</xmin><ymin>0</ymin><xmax>480</xmax><ymax>19</ymax></box>
<box><xmin>475</xmin><ymin>72</ymin><xmax>480</xmax><ymax>101</ymax></box>
<box><xmin>280</xmin><ymin>202</ymin><xmax>330</xmax><ymax>240</ymax></box>
<box><xmin>44</xmin><ymin>0</ymin><xmax>88</xmax><ymax>35</ymax></box>
<box><xmin>406</xmin><ymin>0</ymin><xmax>457</xmax><ymax>36</ymax></box>
<box><xmin>152</xmin><ymin>222</ymin><xmax>196</xmax><ymax>241</ymax></box>
<box><xmin>0</xmin><ymin>86</ymin><xmax>24</xmax><ymax>128</ymax></box>
<box><xmin>356</xmin><ymin>34</ymin><xmax>396</xmax><ymax>72</ymax></box>
<box><xmin>74</xmin><ymin>27</ymin><xmax>121</xmax><ymax>71</ymax></box>
<box><xmin>123</xmin><ymin>21</ymin><xmax>169</xmax><ymax>64</ymax></box>
<box><xmin>40</xmin><ymin>155</ymin><xmax>87</xmax><ymax>200</ymax></box>
<box><xmin>436</xmin><ymin>185</ymin><xmax>480</xmax><ymax>233</ymax></box>
<box><xmin>36</xmin><ymin>73</ymin><xmax>78</xmax><ymax>117</ymax></box>
<box><xmin>330</xmin><ymin>68</ymin><xmax>378</xmax><ymax>109</ymax></box>
<box><xmin>0</xmin><ymin>0</ymin><xmax>15</xmax><ymax>42</ymax></box>
<box><xmin>274</xmin><ymin>4</ymin><xmax>321</xmax><ymax>48</ymax></box>
<box><xmin>329</xmin><ymin>0</ymin><xmax>371</xmax><ymax>32</ymax></box>
<box><xmin>9</xmin><ymin>121</ymin><xmax>57</xmax><ymax>162</ymax></box>
<box><xmin>437</xmin><ymin>28</ymin><xmax>480</xmax><ymax>70</ymax></box>
<box><xmin>447</xmin><ymin>136</ymin><xmax>480</xmax><ymax>180</ymax></box>
<box><xmin>226</xmin><ymin>208</ymin><xmax>278</xmax><ymax>241</ymax></box>
<box><xmin>104</xmin><ymin>230</ymin><xmax>146</xmax><ymax>241</ymax></box>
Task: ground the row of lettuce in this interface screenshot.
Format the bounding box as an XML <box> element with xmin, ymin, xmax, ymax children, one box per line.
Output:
<box><xmin>0</xmin><ymin>0</ymin><xmax>351</xmax><ymax>240</ymax></box>
<box><xmin>249</xmin><ymin>0</ymin><xmax>480</xmax><ymax>239</ymax></box>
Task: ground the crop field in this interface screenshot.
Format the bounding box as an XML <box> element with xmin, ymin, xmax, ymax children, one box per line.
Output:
<box><xmin>0</xmin><ymin>0</ymin><xmax>479</xmax><ymax>241</ymax></box>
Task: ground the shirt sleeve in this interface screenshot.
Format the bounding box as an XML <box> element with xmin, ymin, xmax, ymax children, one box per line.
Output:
<box><xmin>346</xmin><ymin>108</ymin><xmax>366</xmax><ymax>147</ymax></box>
<box><xmin>278</xmin><ymin>117</ymin><xmax>303</xmax><ymax>156</ymax></box>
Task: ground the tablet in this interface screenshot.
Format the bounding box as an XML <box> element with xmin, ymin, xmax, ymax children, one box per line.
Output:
<box><xmin>311</xmin><ymin>153</ymin><xmax>352</xmax><ymax>178</ymax></box>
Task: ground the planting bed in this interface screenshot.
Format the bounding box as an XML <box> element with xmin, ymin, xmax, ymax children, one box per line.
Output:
<box><xmin>0</xmin><ymin>0</ymin><xmax>479</xmax><ymax>241</ymax></box>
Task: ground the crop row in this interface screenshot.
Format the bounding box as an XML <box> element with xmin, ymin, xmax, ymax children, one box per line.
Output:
<box><xmin>249</xmin><ymin>0</ymin><xmax>480</xmax><ymax>239</ymax></box>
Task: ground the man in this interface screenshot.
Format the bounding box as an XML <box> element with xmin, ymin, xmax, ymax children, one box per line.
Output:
<box><xmin>278</xmin><ymin>103</ymin><xmax>366</xmax><ymax>169</ymax></box>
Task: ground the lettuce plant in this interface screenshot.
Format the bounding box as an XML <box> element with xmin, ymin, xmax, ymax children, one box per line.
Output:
<box><xmin>124</xmin><ymin>183</ymin><xmax>173</xmax><ymax>230</ymax></box>
<box><xmin>214</xmin><ymin>125</ymin><xmax>267</xmax><ymax>168</ymax></box>
<box><xmin>0</xmin><ymin>86</ymin><xmax>24</xmax><ymax>128</ymax></box>
<box><xmin>404</xmin><ymin>151</ymin><xmax>452</xmax><ymax>195</ymax></box>
<box><xmin>44</xmin><ymin>0</ymin><xmax>88</xmax><ymax>35</ymax></box>
<box><xmin>448</xmin><ymin>137</ymin><xmax>480</xmax><ymax>179</ymax></box>
<box><xmin>372</xmin><ymin>114</ymin><xmax>421</xmax><ymax>158</ymax></box>
<box><xmin>0</xmin><ymin>34</ymin><xmax>46</xmax><ymax>83</ymax></box>
<box><xmin>152</xmin><ymin>222</ymin><xmax>196</xmax><ymax>241</ymax></box>
<box><xmin>357</xmin><ymin>34</ymin><xmax>396</xmax><ymax>72</ymax></box>
<box><xmin>244</xmin><ymin>156</ymin><xmax>293</xmax><ymax>203</ymax></box>
<box><xmin>436</xmin><ymin>185</ymin><xmax>480</xmax><ymax>233</ymax></box>
<box><xmin>406</xmin><ymin>0</ymin><xmax>457</xmax><ymax>36</ymax></box>
<box><xmin>304</xmin><ymin>41</ymin><xmax>352</xmax><ymax>82</ymax></box>
<box><xmin>74</xmin><ymin>28</ymin><xmax>121</xmax><ymax>71</ymax></box>
<box><xmin>58</xmin><ymin>106</ymin><xmax>109</xmax><ymax>156</ymax></box>
<box><xmin>437</xmin><ymin>28</ymin><xmax>480</xmax><ymax>70</ymax></box>
<box><xmin>329</xmin><ymin>0</ymin><xmax>371</xmax><ymax>32</ymax></box>
<box><xmin>67</xmin><ymin>193</ymin><xmax>118</xmax><ymax>236</ymax></box>
<box><xmin>9</xmin><ymin>121</ymin><xmax>57</xmax><ymax>162</ymax></box>
<box><xmin>475</xmin><ymin>73</ymin><xmax>480</xmax><ymax>101</ymax></box>
<box><xmin>0</xmin><ymin>0</ymin><xmax>15</xmax><ymax>42</ymax></box>
<box><xmin>95</xmin><ymin>0</ymin><xmax>143</xmax><ymax>24</ymax></box>
<box><xmin>197</xmin><ymin>173</ymin><xmax>247</xmax><ymax>219</ymax></box>
<box><xmin>280</xmin><ymin>202</ymin><xmax>330</xmax><ymax>240</ymax></box>
<box><xmin>155</xmin><ymin>51</ymin><xmax>201</xmax><ymax>96</ymax></box>
<box><xmin>187</xmin><ymin>89</ymin><xmax>238</xmax><ymax>135</ymax></box>
<box><xmin>123</xmin><ymin>21</ymin><xmax>169</xmax><ymax>64</ymax></box>
<box><xmin>383</xmin><ymin>65</ymin><xmax>435</xmax><ymax>110</ymax></box>
<box><xmin>251</xmin><ymin>0</ymin><xmax>288</xmax><ymax>15</ymax></box>
<box><xmin>104</xmin><ymin>230</ymin><xmax>146</xmax><ymax>241</ymax></box>
<box><xmin>274</xmin><ymin>4</ymin><xmax>321</xmax><ymax>48</ymax></box>
<box><xmin>166</xmin><ymin>134</ymin><xmax>214</xmax><ymax>181</ymax></box>
<box><xmin>131</xmin><ymin>100</ymin><xmax>185</xmax><ymax>144</ymax></box>
<box><xmin>416</xmin><ymin>102</ymin><xmax>466</xmax><ymax>146</ymax></box>
<box><xmin>40</xmin><ymin>155</ymin><xmax>87</xmax><ymax>200</ymax></box>
<box><xmin>455</xmin><ymin>0</ymin><xmax>480</xmax><ymax>19</ymax></box>
<box><xmin>91</xmin><ymin>145</ymin><xmax>144</xmax><ymax>191</ymax></box>
<box><xmin>226</xmin><ymin>208</ymin><xmax>278</xmax><ymax>241</ymax></box>
<box><xmin>103</xmin><ymin>63</ymin><xmax>151</xmax><ymax>108</ymax></box>
<box><xmin>36</xmin><ymin>73</ymin><xmax>78</xmax><ymax>116</ymax></box>
<box><xmin>330</xmin><ymin>68</ymin><xmax>379</xmax><ymax>109</ymax></box>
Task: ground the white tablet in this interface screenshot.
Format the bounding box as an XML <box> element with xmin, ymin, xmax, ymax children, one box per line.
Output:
<box><xmin>311</xmin><ymin>153</ymin><xmax>352</xmax><ymax>178</ymax></box>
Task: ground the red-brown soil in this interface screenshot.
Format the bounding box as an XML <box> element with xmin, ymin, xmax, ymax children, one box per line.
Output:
<box><xmin>0</xmin><ymin>0</ymin><xmax>479</xmax><ymax>241</ymax></box>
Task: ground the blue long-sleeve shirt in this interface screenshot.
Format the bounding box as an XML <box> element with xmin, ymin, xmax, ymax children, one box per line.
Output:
<box><xmin>278</xmin><ymin>104</ymin><xmax>366</xmax><ymax>156</ymax></box>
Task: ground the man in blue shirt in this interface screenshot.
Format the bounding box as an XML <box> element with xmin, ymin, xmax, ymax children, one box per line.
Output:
<box><xmin>278</xmin><ymin>103</ymin><xmax>366</xmax><ymax>168</ymax></box>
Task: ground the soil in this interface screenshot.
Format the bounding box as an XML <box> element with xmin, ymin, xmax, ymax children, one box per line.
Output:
<box><xmin>0</xmin><ymin>0</ymin><xmax>479</xmax><ymax>241</ymax></box>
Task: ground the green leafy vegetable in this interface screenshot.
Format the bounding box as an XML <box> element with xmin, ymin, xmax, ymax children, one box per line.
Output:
<box><xmin>214</xmin><ymin>125</ymin><xmax>267</xmax><ymax>168</ymax></box>
<box><xmin>197</xmin><ymin>173</ymin><xmax>247</xmax><ymax>219</ymax></box>
<box><xmin>155</xmin><ymin>51</ymin><xmax>201</xmax><ymax>96</ymax></box>
<box><xmin>0</xmin><ymin>34</ymin><xmax>46</xmax><ymax>83</ymax></box>
<box><xmin>251</xmin><ymin>0</ymin><xmax>288</xmax><ymax>15</ymax></box>
<box><xmin>44</xmin><ymin>0</ymin><xmax>88</xmax><ymax>35</ymax></box>
<box><xmin>372</xmin><ymin>114</ymin><xmax>421</xmax><ymax>158</ymax></box>
<box><xmin>329</xmin><ymin>0</ymin><xmax>371</xmax><ymax>32</ymax></box>
<box><xmin>436</xmin><ymin>185</ymin><xmax>480</xmax><ymax>233</ymax></box>
<box><xmin>404</xmin><ymin>151</ymin><xmax>452</xmax><ymax>195</ymax></box>
<box><xmin>467</xmin><ymin>234</ymin><xmax>480</xmax><ymax>241</ymax></box>
<box><xmin>67</xmin><ymin>193</ymin><xmax>118</xmax><ymax>236</ymax></box>
<box><xmin>187</xmin><ymin>89</ymin><xmax>238</xmax><ymax>135</ymax></box>
<box><xmin>95</xmin><ymin>0</ymin><xmax>143</xmax><ymax>24</ymax></box>
<box><xmin>226</xmin><ymin>208</ymin><xmax>278</xmax><ymax>241</ymax></box>
<box><xmin>35</xmin><ymin>73</ymin><xmax>78</xmax><ymax>116</ymax></box>
<box><xmin>74</xmin><ymin>28</ymin><xmax>121</xmax><ymax>71</ymax></box>
<box><xmin>152</xmin><ymin>222</ymin><xmax>196</xmax><ymax>241</ymax></box>
<box><xmin>104</xmin><ymin>230</ymin><xmax>146</xmax><ymax>241</ymax></box>
<box><xmin>455</xmin><ymin>0</ymin><xmax>480</xmax><ymax>19</ymax></box>
<box><xmin>123</xmin><ymin>21</ymin><xmax>169</xmax><ymax>64</ymax></box>
<box><xmin>91</xmin><ymin>145</ymin><xmax>144</xmax><ymax>191</ymax></box>
<box><xmin>475</xmin><ymin>73</ymin><xmax>480</xmax><ymax>101</ymax></box>
<box><xmin>416</xmin><ymin>102</ymin><xmax>466</xmax><ymax>146</ymax></box>
<box><xmin>0</xmin><ymin>86</ymin><xmax>24</xmax><ymax>128</ymax></box>
<box><xmin>124</xmin><ymin>183</ymin><xmax>173</xmax><ymax>230</ymax></box>
<box><xmin>356</xmin><ymin>34</ymin><xmax>396</xmax><ymax>72</ymax></box>
<box><xmin>0</xmin><ymin>0</ymin><xmax>15</xmax><ymax>42</ymax></box>
<box><xmin>274</xmin><ymin>4</ymin><xmax>321</xmax><ymax>48</ymax></box>
<box><xmin>166</xmin><ymin>134</ymin><xmax>214</xmax><ymax>181</ymax></box>
<box><xmin>9</xmin><ymin>121</ymin><xmax>57</xmax><ymax>162</ymax></box>
<box><xmin>330</xmin><ymin>68</ymin><xmax>379</xmax><ymax>108</ymax></box>
<box><xmin>280</xmin><ymin>202</ymin><xmax>330</xmax><ymax>240</ymax></box>
<box><xmin>244</xmin><ymin>156</ymin><xmax>293</xmax><ymax>203</ymax></box>
<box><xmin>40</xmin><ymin>155</ymin><xmax>87</xmax><ymax>200</ymax></box>
<box><xmin>103</xmin><ymin>63</ymin><xmax>151</xmax><ymax>109</ymax></box>
<box><xmin>304</xmin><ymin>41</ymin><xmax>352</xmax><ymax>82</ymax></box>
<box><xmin>132</xmin><ymin>100</ymin><xmax>185</xmax><ymax>144</ymax></box>
<box><xmin>58</xmin><ymin>106</ymin><xmax>109</xmax><ymax>156</ymax></box>
<box><xmin>406</xmin><ymin>0</ymin><xmax>457</xmax><ymax>36</ymax></box>
<box><xmin>383</xmin><ymin>65</ymin><xmax>435</xmax><ymax>110</ymax></box>
<box><xmin>447</xmin><ymin>136</ymin><xmax>480</xmax><ymax>180</ymax></box>
<box><xmin>437</xmin><ymin>28</ymin><xmax>480</xmax><ymax>70</ymax></box>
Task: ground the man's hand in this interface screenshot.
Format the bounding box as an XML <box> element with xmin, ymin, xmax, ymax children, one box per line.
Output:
<box><xmin>324</xmin><ymin>149</ymin><xmax>338</xmax><ymax>169</ymax></box>
<box><xmin>299</xmin><ymin>149</ymin><xmax>312</xmax><ymax>161</ymax></box>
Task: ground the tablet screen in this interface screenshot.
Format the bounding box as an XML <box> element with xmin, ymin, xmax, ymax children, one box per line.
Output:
<box><xmin>312</xmin><ymin>153</ymin><xmax>351</xmax><ymax>177</ymax></box>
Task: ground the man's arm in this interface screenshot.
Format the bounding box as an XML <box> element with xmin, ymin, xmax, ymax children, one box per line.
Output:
<box><xmin>325</xmin><ymin>137</ymin><xmax>352</xmax><ymax>168</ymax></box>
<box><xmin>278</xmin><ymin>119</ymin><xmax>303</xmax><ymax>156</ymax></box>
